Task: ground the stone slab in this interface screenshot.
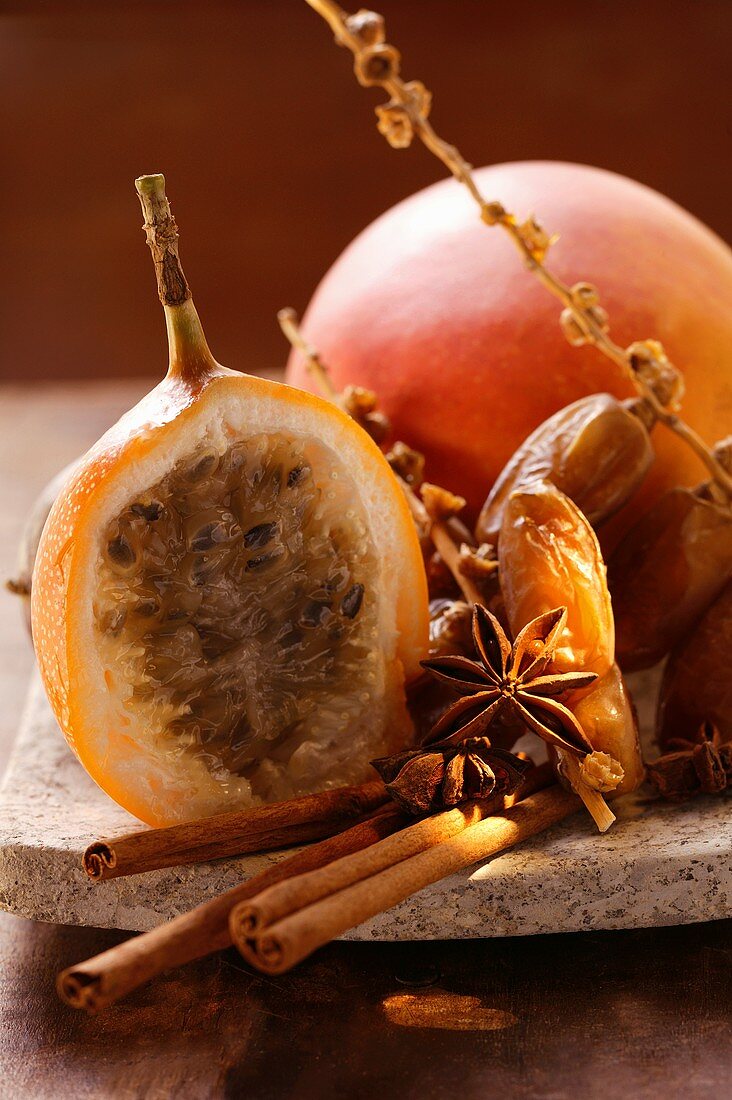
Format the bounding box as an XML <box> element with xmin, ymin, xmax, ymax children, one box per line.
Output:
<box><xmin>0</xmin><ymin>673</ymin><xmax>729</xmax><ymax>938</ymax></box>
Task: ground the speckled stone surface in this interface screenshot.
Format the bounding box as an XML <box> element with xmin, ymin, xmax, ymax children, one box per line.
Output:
<box><xmin>0</xmin><ymin>673</ymin><xmax>729</xmax><ymax>937</ymax></box>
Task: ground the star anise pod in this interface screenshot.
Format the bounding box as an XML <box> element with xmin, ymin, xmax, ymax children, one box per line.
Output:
<box><xmin>371</xmin><ymin>737</ymin><xmax>530</xmax><ymax>816</ymax></box>
<box><xmin>649</xmin><ymin>721</ymin><xmax>732</xmax><ymax>801</ymax></box>
<box><xmin>421</xmin><ymin>605</ymin><xmax>597</xmax><ymax>757</ymax></box>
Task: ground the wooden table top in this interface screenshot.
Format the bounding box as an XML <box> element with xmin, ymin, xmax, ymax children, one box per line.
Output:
<box><xmin>0</xmin><ymin>382</ymin><xmax>729</xmax><ymax>1099</ymax></box>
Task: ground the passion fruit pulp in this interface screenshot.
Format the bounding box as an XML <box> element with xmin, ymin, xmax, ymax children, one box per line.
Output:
<box><xmin>95</xmin><ymin>431</ymin><xmax>383</xmax><ymax>804</ymax></box>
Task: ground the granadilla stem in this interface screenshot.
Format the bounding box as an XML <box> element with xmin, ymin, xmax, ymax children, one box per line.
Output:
<box><xmin>135</xmin><ymin>174</ymin><xmax>218</xmax><ymax>385</ymax></box>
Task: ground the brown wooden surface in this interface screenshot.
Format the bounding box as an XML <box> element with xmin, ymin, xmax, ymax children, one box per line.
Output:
<box><xmin>2</xmin><ymin>0</ymin><xmax>731</xmax><ymax>384</ymax></box>
<box><xmin>1</xmin><ymin>914</ymin><xmax>729</xmax><ymax>1100</ymax></box>
<box><xmin>1</xmin><ymin>380</ymin><xmax>730</xmax><ymax>1096</ymax></box>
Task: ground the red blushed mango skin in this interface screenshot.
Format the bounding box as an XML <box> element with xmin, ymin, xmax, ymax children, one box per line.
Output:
<box><xmin>287</xmin><ymin>161</ymin><xmax>732</xmax><ymax>545</ymax></box>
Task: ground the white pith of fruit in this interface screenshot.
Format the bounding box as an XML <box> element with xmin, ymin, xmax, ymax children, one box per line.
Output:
<box><xmin>48</xmin><ymin>377</ymin><xmax>425</xmax><ymax>825</ymax></box>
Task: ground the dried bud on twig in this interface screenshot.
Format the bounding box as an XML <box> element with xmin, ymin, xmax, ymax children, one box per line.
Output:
<box><xmin>376</xmin><ymin>82</ymin><xmax>431</xmax><ymax>148</ymax></box>
<box><xmin>517</xmin><ymin>216</ymin><xmax>556</xmax><ymax>263</ymax></box>
<box><xmin>354</xmin><ymin>41</ymin><xmax>400</xmax><ymax>86</ymax></box>
<box><xmin>386</xmin><ymin>440</ymin><xmax>425</xmax><ymax>487</ymax></box>
<box><xmin>458</xmin><ymin>542</ymin><xmax>499</xmax><ymax>583</ymax></box>
<box><xmin>376</xmin><ymin>102</ymin><xmax>414</xmax><ymax>147</ymax></box>
<box><xmin>421</xmin><ymin>482</ymin><xmax>466</xmax><ymax>522</ymax></box>
<box><xmin>560</xmin><ymin>308</ymin><xmax>590</xmax><ymax>348</ymax></box>
<box><xmin>306</xmin><ymin>0</ymin><xmax>732</xmax><ymax>502</ymax></box>
<box><xmin>480</xmin><ymin>200</ymin><xmax>507</xmax><ymax>225</ymax></box>
<box><xmin>627</xmin><ymin>340</ymin><xmax>685</xmax><ymax>410</ymax></box>
<box><xmin>560</xmin><ymin>299</ymin><xmax>609</xmax><ymax>347</ymax></box>
<box><xmin>403</xmin><ymin>79</ymin><xmax>431</xmax><ymax>118</ymax></box>
<box><xmin>345</xmin><ymin>8</ymin><xmax>385</xmax><ymax>45</ymax></box>
<box><xmin>341</xmin><ymin>384</ymin><xmax>378</xmax><ymax>415</ymax></box>
<box><xmin>571</xmin><ymin>282</ymin><xmax>601</xmax><ymax>308</ymax></box>
<box><xmin>341</xmin><ymin>384</ymin><xmax>391</xmax><ymax>443</ymax></box>
<box><xmin>428</xmin><ymin>598</ymin><xmax>473</xmax><ymax>657</ymax></box>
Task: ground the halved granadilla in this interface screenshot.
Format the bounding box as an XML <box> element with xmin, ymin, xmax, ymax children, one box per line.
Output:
<box><xmin>31</xmin><ymin>175</ymin><xmax>428</xmax><ymax>826</ymax></box>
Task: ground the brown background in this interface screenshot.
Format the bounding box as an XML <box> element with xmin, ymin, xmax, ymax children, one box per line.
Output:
<box><xmin>2</xmin><ymin>0</ymin><xmax>731</xmax><ymax>383</ymax></box>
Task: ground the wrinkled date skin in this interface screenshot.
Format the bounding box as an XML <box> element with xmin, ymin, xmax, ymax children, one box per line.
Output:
<box><xmin>476</xmin><ymin>394</ymin><xmax>654</xmax><ymax>546</ymax></box>
<box><xmin>499</xmin><ymin>480</ymin><xmax>644</xmax><ymax>793</ymax></box>
<box><xmin>572</xmin><ymin>664</ymin><xmax>645</xmax><ymax>795</ymax></box>
<box><xmin>609</xmin><ymin>486</ymin><xmax>732</xmax><ymax>671</ymax></box>
<box><xmin>499</xmin><ymin>481</ymin><xmax>614</xmax><ymax>678</ymax></box>
<box><xmin>657</xmin><ymin>580</ymin><xmax>732</xmax><ymax>747</ymax></box>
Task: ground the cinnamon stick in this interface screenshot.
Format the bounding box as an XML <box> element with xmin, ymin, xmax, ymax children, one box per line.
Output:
<box><xmin>238</xmin><ymin>784</ymin><xmax>579</xmax><ymax>975</ymax></box>
<box><xmin>82</xmin><ymin>779</ymin><xmax>388</xmax><ymax>881</ymax></box>
<box><xmin>58</xmin><ymin>803</ymin><xmax>406</xmax><ymax>1013</ymax></box>
<box><xmin>230</xmin><ymin>762</ymin><xmax>553</xmax><ymax>939</ymax></box>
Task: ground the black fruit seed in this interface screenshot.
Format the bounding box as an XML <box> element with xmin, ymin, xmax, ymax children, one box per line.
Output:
<box><xmin>287</xmin><ymin>465</ymin><xmax>309</xmax><ymax>488</ymax></box>
<box><xmin>300</xmin><ymin>599</ymin><xmax>332</xmax><ymax>628</ymax></box>
<box><xmin>131</xmin><ymin>501</ymin><xmax>162</xmax><ymax>521</ymax></box>
<box><xmin>190</xmin><ymin>521</ymin><xmax>226</xmax><ymax>552</ymax></box>
<box><xmin>107</xmin><ymin>536</ymin><xmax>135</xmax><ymax>569</ymax></box>
<box><xmin>187</xmin><ymin>452</ymin><xmax>218</xmax><ymax>481</ymax></box>
<box><xmin>243</xmin><ymin>521</ymin><xmax>278</xmax><ymax>550</ymax></box>
<box><xmin>341</xmin><ymin>583</ymin><xmax>365</xmax><ymax>619</ymax></box>
<box><xmin>246</xmin><ymin>547</ymin><xmax>284</xmax><ymax>571</ymax></box>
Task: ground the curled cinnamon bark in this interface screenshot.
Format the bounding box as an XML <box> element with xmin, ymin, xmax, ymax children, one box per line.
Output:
<box><xmin>82</xmin><ymin>779</ymin><xmax>388</xmax><ymax>881</ymax></box>
<box><xmin>236</xmin><ymin>783</ymin><xmax>578</xmax><ymax>975</ymax></box>
<box><xmin>59</xmin><ymin>804</ymin><xmax>405</xmax><ymax>1013</ymax></box>
<box><xmin>231</xmin><ymin>763</ymin><xmax>553</xmax><ymax>942</ymax></box>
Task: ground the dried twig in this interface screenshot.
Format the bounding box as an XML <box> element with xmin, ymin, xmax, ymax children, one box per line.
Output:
<box><xmin>278</xmin><ymin>307</ymin><xmax>339</xmax><ymax>401</ymax></box>
<box><xmin>304</xmin><ymin>0</ymin><xmax>732</xmax><ymax>501</ymax></box>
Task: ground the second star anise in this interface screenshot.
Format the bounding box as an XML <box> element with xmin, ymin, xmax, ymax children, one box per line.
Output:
<box><xmin>371</xmin><ymin>737</ymin><xmax>530</xmax><ymax>815</ymax></box>
<box><xmin>422</xmin><ymin>604</ymin><xmax>597</xmax><ymax>756</ymax></box>
<box><xmin>649</xmin><ymin>721</ymin><xmax>731</xmax><ymax>801</ymax></box>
